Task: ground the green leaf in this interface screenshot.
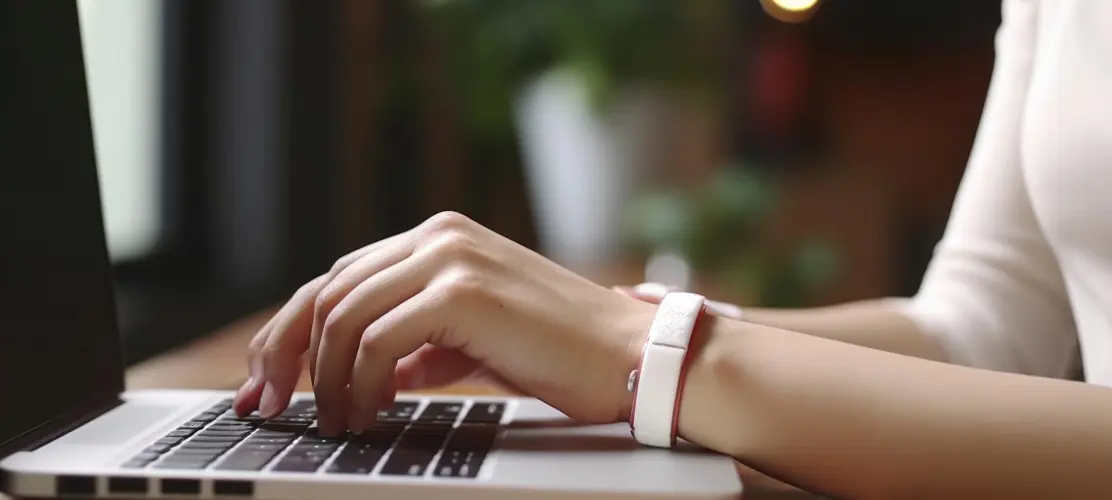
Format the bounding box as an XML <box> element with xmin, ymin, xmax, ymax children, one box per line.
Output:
<box><xmin>623</xmin><ymin>192</ymin><xmax>696</xmax><ymax>254</ymax></box>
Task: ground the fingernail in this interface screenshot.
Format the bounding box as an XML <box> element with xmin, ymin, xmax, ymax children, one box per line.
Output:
<box><xmin>706</xmin><ymin>300</ymin><xmax>745</xmax><ymax>320</ymax></box>
<box><xmin>632</xmin><ymin>282</ymin><xmax>670</xmax><ymax>298</ymax></box>
<box><xmin>259</xmin><ymin>382</ymin><xmax>280</xmax><ymax>418</ymax></box>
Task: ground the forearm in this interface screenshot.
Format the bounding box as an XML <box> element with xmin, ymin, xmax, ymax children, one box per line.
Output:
<box><xmin>741</xmin><ymin>299</ymin><xmax>946</xmax><ymax>362</ymax></box>
<box><xmin>678</xmin><ymin>316</ymin><xmax>1112</xmax><ymax>499</ymax></box>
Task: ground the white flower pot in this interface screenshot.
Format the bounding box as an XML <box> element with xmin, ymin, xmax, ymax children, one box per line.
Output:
<box><xmin>514</xmin><ymin>67</ymin><xmax>666</xmax><ymax>272</ymax></box>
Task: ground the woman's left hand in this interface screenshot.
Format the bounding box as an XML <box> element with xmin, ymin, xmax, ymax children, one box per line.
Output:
<box><xmin>233</xmin><ymin>212</ymin><xmax>658</xmax><ymax>436</ymax></box>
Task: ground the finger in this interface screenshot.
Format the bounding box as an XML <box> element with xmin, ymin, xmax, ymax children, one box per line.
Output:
<box><xmin>394</xmin><ymin>345</ymin><xmax>482</xmax><ymax>391</ymax></box>
<box><xmin>233</xmin><ymin>314</ymin><xmax>280</xmax><ymax>415</ymax></box>
<box><xmin>254</xmin><ymin>275</ymin><xmax>329</xmax><ymax>417</ymax></box>
<box><xmin>313</xmin><ymin>251</ymin><xmax>441</xmax><ymax>435</ymax></box>
<box><xmin>348</xmin><ymin>282</ymin><xmax>468</xmax><ymax>432</ymax></box>
<box><xmin>241</xmin><ymin>242</ymin><xmax>385</xmax><ymax>416</ymax></box>
<box><xmin>309</xmin><ymin>232</ymin><xmax>415</xmax><ymax>387</ymax></box>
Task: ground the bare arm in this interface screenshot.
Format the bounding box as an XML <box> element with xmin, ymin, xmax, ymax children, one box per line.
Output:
<box><xmin>736</xmin><ymin>301</ymin><xmax>944</xmax><ymax>361</ymax></box>
<box><xmin>673</xmin><ymin>314</ymin><xmax>1112</xmax><ymax>500</ymax></box>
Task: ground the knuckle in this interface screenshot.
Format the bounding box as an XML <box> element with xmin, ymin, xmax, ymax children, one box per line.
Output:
<box><xmin>423</xmin><ymin>210</ymin><xmax>471</xmax><ymax>233</ymax></box>
<box><xmin>246</xmin><ymin>339</ymin><xmax>264</xmax><ymax>358</ymax></box>
<box><xmin>329</xmin><ymin>253</ymin><xmax>358</xmax><ymax>276</ymax></box>
<box><xmin>357</xmin><ymin>330</ymin><xmax>382</xmax><ymax>353</ymax></box>
<box><xmin>330</xmin><ymin>243</ymin><xmax>373</xmax><ymax>274</ymax></box>
<box><xmin>320</xmin><ymin>306</ymin><xmax>347</xmax><ymax>340</ymax></box>
<box><xmin>424</xmin><ymin>230</ymin><xmax>476</xmax><ymax>260</ymax></box>
<box><xmin>437</xmin><ymin>267</ymin><xmax>485</xmax><ymax>301</ymax></box>
<box><xmin>295</xmin><ymin>278</ymin><xmax>320</xmax><ymax>299</ymax></box>
<box><xmin>313</xmin><ymin>285</ymin><xmax>338</xmax><ymax>316</ymax></box>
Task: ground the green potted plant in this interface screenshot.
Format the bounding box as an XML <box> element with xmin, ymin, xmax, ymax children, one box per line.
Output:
<box><xmin>624</xmin><ymin>165</ymin><xmax>840</xmax><ymax>307</ymax></box>
<box><xmin>423</xmin><ymin>0</ymin><xmax>732</xmax><ymax>272</ymax></box>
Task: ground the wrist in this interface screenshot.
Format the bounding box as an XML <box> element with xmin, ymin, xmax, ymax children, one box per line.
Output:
<box><xmin>675</xmin><ymin>314</ymin><xmax>748</xmax><ymax>457</ymax></box>
<box><xmin>615</xmin><ymin>300</ymin><xmax>657</xmax><ymax>421</ymax></box>
<box><xmin>625</xmin><ymin>292</ymin><xmax>712</xmax><ymax>447</ymax></box>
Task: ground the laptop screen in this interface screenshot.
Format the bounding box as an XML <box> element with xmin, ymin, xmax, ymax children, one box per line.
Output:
<box><xmin>0</xmin><ymin>1</ymin><xmax>126</xmax><ymax>452</ymax></box>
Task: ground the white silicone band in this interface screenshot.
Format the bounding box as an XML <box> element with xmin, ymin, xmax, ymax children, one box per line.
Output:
<box><xmin>629</xmin><ymin>292</ymin><xmax>706</xmax><ymax>447</ymax></box>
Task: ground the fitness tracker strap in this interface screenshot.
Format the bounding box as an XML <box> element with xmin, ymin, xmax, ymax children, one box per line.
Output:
<box><xmin>628</xmin><ymin>292</ymin><xmax>706</xmax><ymax>447</ymax></box>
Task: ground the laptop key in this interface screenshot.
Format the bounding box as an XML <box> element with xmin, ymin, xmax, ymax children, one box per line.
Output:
<box><xmin>416</xmin><ymin>402</ymin><xmax>464</xmax><ymax>423</ymax></box>
<box><xmin>162</xmin><ymin>455</ymin><xmax>220</xmax><ymax>466</ymax></box>
<box><xmin>327</xmin><ymin>444</ymin><xmax>385</xmax><ymax>474</ymax></box>
<box><xmin>195</xmin><ymin>411</ymin><xmax>222</xmax><ymax>421</ymax></box>
<box><xmin>165</xmin><ymin>429</ymin><xmax>195</xmax><ymax>438</ymax></box>
<box><xmin>463</xmin><ymin>402</ymin><xmax>505</xmax><ymax>423</ymax></box>
<box><xmin>379</xmin><ymin>450</ymin><xmax>435</xmax><ymax>476</ymax></box>
<box><xmin>129</xmin><ymin>451</ymin><xmax>161</xmax><ymax>462</ymax></box>
<box><xmin>347</xmin><ymin>435</ymin><xmax>399</xmax><ymax>451</ymax></box>
<box><xmin>238</xmin><ymin>442</ymin><xmax>286</xmax><ymax>452</ymax></box>
<box><xmin>143</xmin><ymin>443</ymin><xmax>173</xmax><ymax>454</ymax></box>
<box><xmin>154</xmin><ymin>437</ymin><xmax>183</xmax><ymax>447</ymax></box>
<box><xmin>121</xmin><ymin>458</ymin><xmax>153</xmax><ymax>469</ymax></box>
<box><xmin>271</xmin><ymin>454</ymin><xmax>329</xmax><ymax>473</ymax></box>
<box><xmin>259</xmin><ymin>422</ymin><xmax>310</xmax><ymax>433</ymax></box>
<box><xmin>243</xmin><ymin>436</ymin><xmax>296</xmax><ymax>446</ymax></box>
<box><xmin>153</xmin><ymin>458</ymin><xmax>212</xmax><ymax>470</ymax></box>
<box><xmin>301</xmin><ymin>429</ymin><xmax>348</xmax><ymax>443</ymax></box>
<box><xmin>445</xmin><ymin>424</ymin><xmax>498</xmax><ymax>451</ymax></box>
<box><xmin>180</xmin><ymin>442</ymin><xmax>236</xmax><ymax>448</ymax></box>
<box><xmin>167</xmin><ymin>446</ymin><xmax>225</xmax><ymax>456</ymax></box>
<box><xmin>253</xmin><ymin>430</ymin><xmax>302</xmax><ymax>439</ymax></box>
<box><xmin>209</xmin><ymin>423</ymin><xmax>257</xmax><ymax>432</ymax></box>
<box><xmin>433</xmin><ymin>450</ymin><xmax>486</xmax><ymax>478</ymax></box>
<box><xmin>189</xmin><ymin>435</ymin><xmax>241</xmax><ymax>444</ymax></box>
<box><xmin>377</xmin><ymin>402</ymin><xmax>418</xmax><ymax>423</ymax></box>
<box><xmin>196</xmin><ymin>429</ymin><xmax>252</xmax><ymax>438</ymax></box>
<box><xmin>215</xmin><ymin>450</ymin><xmax>280</xmax><ymax>471</ymax></box>
<box><xmin>178</xmin><ymin>420</ymin><xmax>207</xmax><ymax>430</ymax></box>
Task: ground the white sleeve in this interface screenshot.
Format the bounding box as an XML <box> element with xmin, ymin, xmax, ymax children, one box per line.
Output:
<box><xmin>893</xmin><ymin>0</ymin><xmax>1079</xmax><ymax>377</ymax></box>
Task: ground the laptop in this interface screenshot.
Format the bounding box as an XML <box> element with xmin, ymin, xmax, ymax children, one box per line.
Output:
<box><xmin>0</xmin><ymin>2</ymin><xmax>742</xmax><ymax>499</ymax></box>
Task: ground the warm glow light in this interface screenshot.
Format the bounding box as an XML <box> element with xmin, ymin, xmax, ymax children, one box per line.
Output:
<box><xmin>772</xmin><ymin>0</ymin><xmax>818</xmax><ymax>12</ymax></box>
<box><xmin>760</xmin><ymin>0</ymin><xmax>822</xmax><ymax>23</ymax></box>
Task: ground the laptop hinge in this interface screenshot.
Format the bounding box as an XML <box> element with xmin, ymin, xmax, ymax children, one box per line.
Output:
<box><xmin>0</xmin><ymin>392</ymin><xmax>122</xmax><ymax>457</ymax></box>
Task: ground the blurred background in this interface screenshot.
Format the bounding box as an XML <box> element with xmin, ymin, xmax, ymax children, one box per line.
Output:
<box><xmin>76</xmin><ymin>0</ymin><xmax>1003</xmax><ymax>365</ymax></box>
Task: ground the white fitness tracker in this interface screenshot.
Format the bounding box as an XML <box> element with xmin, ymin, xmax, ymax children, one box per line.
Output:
<box><xmin>627</xmin><ymin>292</ymin><xmax>707</xmax><ymax>448</ymax></box>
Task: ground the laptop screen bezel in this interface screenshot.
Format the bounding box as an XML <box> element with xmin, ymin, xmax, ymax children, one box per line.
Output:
<box><xmin>0</xmin><ymin>0</ymin><xmax>127</xmax><ymax>457</ymax></box>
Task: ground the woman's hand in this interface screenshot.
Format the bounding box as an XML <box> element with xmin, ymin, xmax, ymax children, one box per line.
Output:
<box><xmin>233</xmin><ymin>212</ymin><xmax>658</xmax><ymax>436</ymax></box>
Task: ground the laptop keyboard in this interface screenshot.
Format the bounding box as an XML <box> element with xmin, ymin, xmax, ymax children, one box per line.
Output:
<box><xmin>122</xmin><ymin>398</ymin><xmax>503</xmax><ymax>478</ymax></box>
